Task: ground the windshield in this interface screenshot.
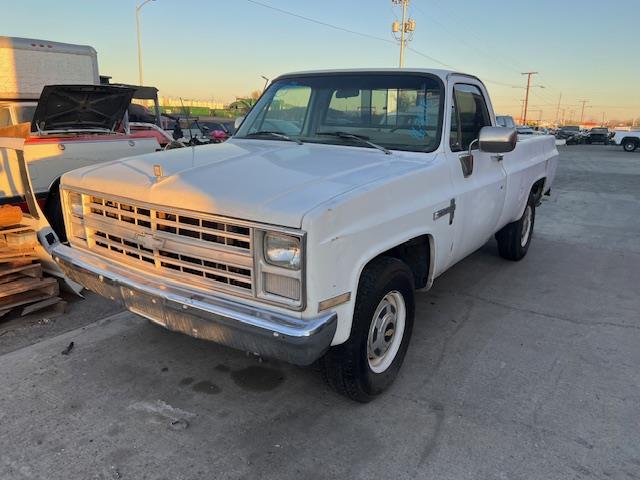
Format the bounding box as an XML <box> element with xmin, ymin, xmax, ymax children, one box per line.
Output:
<box><xmin>235</xmin><ymin>74</ymin><xmax>444</xmax><ymax>152</ymax></box>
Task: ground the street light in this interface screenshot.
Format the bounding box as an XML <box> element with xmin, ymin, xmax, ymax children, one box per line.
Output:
<box><xmin>261</xmin><ymin>75</ymin><xmax>270</xmax><ymax>92</ymax></box>
<box><xmin>136</xmin><ymin>0</ymin><xmax>156</xmax><ymax>86</ymax></box>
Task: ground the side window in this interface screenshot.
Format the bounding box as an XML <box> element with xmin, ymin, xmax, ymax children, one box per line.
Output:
<box><xmin>450</xmin><ymin>84</ymin><xmax>491</xmax><ymax>151</ymax></box>
<box><xmin>0</xmin><ymin>108</ymin><xmax>11</xmax><ymax>128</ymax></box>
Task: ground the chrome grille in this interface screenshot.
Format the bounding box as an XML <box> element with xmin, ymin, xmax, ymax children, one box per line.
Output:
<box><xmin>83</xmin><ymin>194</ymin><xmax>254</xmax><ymax>295</ymax></box>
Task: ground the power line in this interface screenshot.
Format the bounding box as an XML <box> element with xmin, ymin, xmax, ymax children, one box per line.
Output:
<box><xmin>411</xmin><ymin>1</ymin><xmax>523</xmax><ymax>77</ymax></box>
<box><xmin>240</xmin><ymin>0</ymin><xmax>580</xmax><ymax>108</ymax></box>
<box><xmin>244</xmin><ymin>0</ymin><xmax>397</xmax><ymax>46</ymax></box>
<box><xmin>244</xmin><ymin>0</ymin><xmax>455</xmax><ymax>68</ymax></box>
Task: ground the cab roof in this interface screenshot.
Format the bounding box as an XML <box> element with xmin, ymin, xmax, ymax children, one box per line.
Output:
<box><xmin>274</xmin><ymin>68</ymin><xmax>482</xmax><ymax>84</ymax></box>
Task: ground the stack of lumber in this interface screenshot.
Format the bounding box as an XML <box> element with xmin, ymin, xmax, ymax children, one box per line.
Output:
<box><xmin>0</xmin><ymin>224</ymin><xmax>62</xmax><ymax>318</ymax></box>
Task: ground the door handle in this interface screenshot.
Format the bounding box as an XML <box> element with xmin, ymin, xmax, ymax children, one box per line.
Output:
<box><xmin>492</xmin><ymin>153</ymin><xmax>504</xmax><ymax>162</ymax></box>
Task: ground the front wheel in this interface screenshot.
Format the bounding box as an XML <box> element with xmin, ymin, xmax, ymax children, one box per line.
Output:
<box><xmin>319</xmin><ymin>257</ymin><xmax>415</xmax><ymax>402</ymax></box>
<box><xmin>623</xmin><ymin>139</ymin><xmax>638</xmax><ymax>152</ymax></box>
<box><xmin>495</xmin><ymin>192</ymin><xmax>536</xmax><ymax>261</ymax></box>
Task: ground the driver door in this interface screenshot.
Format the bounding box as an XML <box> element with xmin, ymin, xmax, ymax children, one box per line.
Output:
<box><xmin>446</xmin><ymin>81</ymin><xmax>507</xmax><ymax>266</ymax></box>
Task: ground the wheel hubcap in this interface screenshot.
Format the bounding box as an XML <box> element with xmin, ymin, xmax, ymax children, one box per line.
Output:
<box><xmin>520</xmin><ymin>205</ymin><xmax>532</xmax><ymax>247</ymax></box>
<box><xmin>367</xmin><ymin>291</ymin><xmax>406</xmax><ymax>373</ymax></box>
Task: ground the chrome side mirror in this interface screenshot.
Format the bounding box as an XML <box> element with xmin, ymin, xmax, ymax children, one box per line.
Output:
<box><xmin>234</xmin><ymin>116</ymin><xmax>245</xmax><ymax>130</ymax></box>
<box><xmin>479</xmin><ymin>126</ymin><xmax>517</xmax><ymax>154</ymax></box>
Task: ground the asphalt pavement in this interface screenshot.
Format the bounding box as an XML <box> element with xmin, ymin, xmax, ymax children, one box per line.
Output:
<box><xmin>1</xmin><ymin>144</ymin><xmax>638</xmax><ymax>480</ymax></box>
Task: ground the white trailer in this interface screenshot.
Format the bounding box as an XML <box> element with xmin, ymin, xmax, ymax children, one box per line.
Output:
<box><xmin>0</xmin><ymin>36</ymin><xmax>99</xmax><ymax>102</ymax></box>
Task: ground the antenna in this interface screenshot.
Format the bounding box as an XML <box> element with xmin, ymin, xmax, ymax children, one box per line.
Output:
<box><xmin>179</xmin><ymin>97</ymin><xmax>194</xmax><ymax>145</ymax></box>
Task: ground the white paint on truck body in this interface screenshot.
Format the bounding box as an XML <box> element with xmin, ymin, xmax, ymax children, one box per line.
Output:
<box><xmin>58</xmin><ymin>68</ymin><xmax>558</xmax><ymax>347</ymax></box>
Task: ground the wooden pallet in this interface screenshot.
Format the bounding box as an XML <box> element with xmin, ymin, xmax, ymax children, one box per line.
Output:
<box><xmin>0</xmin><ymin>226</ymin><xmax>63</xmax><ymax>317</ymax></box>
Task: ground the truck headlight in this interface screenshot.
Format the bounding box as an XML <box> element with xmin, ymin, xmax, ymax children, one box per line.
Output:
<box><xmin>62</xmin><ymin>189</ymin><xmax>87</xmax><ymax>245</ymax></box>
<box><xmin>256</xmin><ymin>230</ymin><xmax>305</xmax><ymax>309</ymax></box>
<box><xmin>264</xmin><ymin>233</ymin><xmax>301</xmax><ymax>270</ymax></box>
<box><xmin>68</xmin><ymin>191</ymin><xmax>84</xmax><ymax>218</ymax></box>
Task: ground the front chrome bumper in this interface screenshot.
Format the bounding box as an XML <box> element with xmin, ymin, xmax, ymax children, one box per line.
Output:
<box><xmin>52</xmin><ymin>244</ymin><xmax>336</xmax><ymax>365</ymax></box>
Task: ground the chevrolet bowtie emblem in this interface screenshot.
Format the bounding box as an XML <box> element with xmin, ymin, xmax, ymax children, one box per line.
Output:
<box><xmin>153</xmin><ymin>164</ymin><xmax>164</xmax><ymax>179</ymax></box>
<box><xmin>134</xmin><ymin>232</ymin><xmax>165</xmax><ymax>250</ymax></box>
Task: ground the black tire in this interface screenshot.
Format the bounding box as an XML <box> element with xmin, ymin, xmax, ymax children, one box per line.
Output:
<box><xmin>495</xmin><ymin>192</ymin><xmax>536</xmax><ymax>261</ymax></box>
<box><xmin>43</xmin><ymin>182</ymin><xmax>67</xmax><ymax>242</ymax></box>
<box><xmin>623</xmin><ymin>139</ymin><xmax>638</xmax><ymax>152</ymax></box>
<box><xmin>319</xmin><ymin>257</ymin><xmax>415</xmax><ymax>403</ymax></box>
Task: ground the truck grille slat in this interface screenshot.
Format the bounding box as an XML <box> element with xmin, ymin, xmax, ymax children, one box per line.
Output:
<box><xmin>83</xmin><ymin>194</ymin><xmax>254</xmax><ymax>295</ymax></box>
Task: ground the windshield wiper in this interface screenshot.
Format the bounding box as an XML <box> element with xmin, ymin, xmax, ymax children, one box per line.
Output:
<box><xmin>317</xmin><ymin>131</ymin><xmax>391</xmax><ymax>155</ymax></box>
<box><xmin>244</xmin><ymin>131</ymin><xmax>303</xmax><ymax>145</ymax></box>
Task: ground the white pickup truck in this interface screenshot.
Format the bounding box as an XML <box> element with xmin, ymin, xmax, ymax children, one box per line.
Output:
<box><xmin>611</xmin><ymin>129</ymin><xmax>640</xmax><ymax>152</ymax></box>
<box><xmin>51</xmin><ymin>69</ymin><xmax>558</xmax><ymax>401</ymax></box>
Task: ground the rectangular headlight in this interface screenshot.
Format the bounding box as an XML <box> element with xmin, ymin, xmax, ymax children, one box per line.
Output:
<box><xmin>256</xmin><ymin>229</ymin><xmax>305</xmax><ymax>309</ymax></box>
<box><xmin>62</xmin><ymin>189</ymin><xmax>87</xmax><ymax>245</ymax></box>
<box><xmin>263</xmin><ymin>233</ymin><xmax>301</xmax><ymax>270</ymax></box>
<box><xmin>68</xmin><ymin>191</ymin><xmax>84</xmax><ymax>218</ymax></box>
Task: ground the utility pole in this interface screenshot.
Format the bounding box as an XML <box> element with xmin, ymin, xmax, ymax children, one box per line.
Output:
<box><xmin>392</xmin><ymin>0</ymin><xmax>416</xmax><ymax>68</ymax></box>
<box><xmin>578</xmin><ymin>99</ymin><xmax>589</xmax><ymax>124</ymax></box>
<box><xmin>555</xmin><ymin>92</ymin><xmax>562</xmax><ymax>126</ymax></box>
<box><xmin>521</xmin><ymin>72</ymin><xmax>538</xmax><ymax>125</ymax></box>
<box><xmin>136</xmin><ymin>0</ymin><xmax>156</xmax><ymax>86</ymax></box>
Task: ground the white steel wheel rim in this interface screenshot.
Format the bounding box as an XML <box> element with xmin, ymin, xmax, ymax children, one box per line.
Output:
<box><xmin>367</xmin><ymin>291</ymin><xmax>406</xmax><ymax>374</ymax></box>
<box><xmin>521</xmin><ymin>205</ymin><xmax>533</xmax><ymax>247</ymax></box>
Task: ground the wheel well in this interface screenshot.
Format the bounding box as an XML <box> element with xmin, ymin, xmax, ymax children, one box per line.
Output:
<box><xmin>372</xmin><ymin>234</ymin><xmax>432</xmax><ymax>289</ymax></box>
<box><xmin>622</xmin><ymin>137</ymin><xmax>639</xmax><ymax>145</ymax></box>
<box><xmin>48</xmin><ymin>177</ymin><xmax>61</xmax><ymax>196</ymax></box>
<box><xmin>531</xmin><ymin>177</ymin><xmax>546</xmax><ymax>203</ymax></box>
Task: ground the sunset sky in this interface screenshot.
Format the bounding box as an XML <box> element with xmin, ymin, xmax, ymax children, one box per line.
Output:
<box><xmin>3</xmin><ymin>0</ymin><xmax>639</xmax><ymax>123</ymax></box>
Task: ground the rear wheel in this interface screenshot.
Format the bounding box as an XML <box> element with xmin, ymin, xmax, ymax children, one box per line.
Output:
<box><xmin>319</xmin><ymin>257</ymin><xmax>415</xmax><ymax>402</ymax></box>
<box><xmin>623</xmin><ymin>139</ymin><xmax>638</xmax><ymax>152</ymax></box>
<box><xmin>495</xmin><ymin>192</ymin><xmax>536</xmax><ymax>261</ymax></box>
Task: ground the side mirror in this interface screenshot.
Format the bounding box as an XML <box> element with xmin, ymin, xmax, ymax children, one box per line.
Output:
<box><xmin>234</xmin><ymin>116</ymin><xmax>245</xmax><ymax>130</ymax></box>
<box><xmin>479</xmin><ymin>126</ymin><xmax>517</xmax><ymax>154</ymax></box>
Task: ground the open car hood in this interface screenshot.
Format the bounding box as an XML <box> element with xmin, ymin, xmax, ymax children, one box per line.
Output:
<box><xmin>31</xmin><ymin>85</ymin><xmax>135</xmax><ymax>134</ymax></box>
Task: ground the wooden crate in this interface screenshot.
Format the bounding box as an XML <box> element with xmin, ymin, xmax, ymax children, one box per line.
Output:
<box><xmin>0</xmin><ymin>226</ymin><xmax>63</xmax><ymax>317</ymax></box>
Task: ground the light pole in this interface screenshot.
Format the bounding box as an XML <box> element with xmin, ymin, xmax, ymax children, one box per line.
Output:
<box><xmin>261</xmin><ymin>75</ymin><xmax>270</xmax><ymax>92</ymax></box>
<box><xmin>136</xmin><ymin>0</ymin><xmax>156</xmax><ymax>86</ymax></box>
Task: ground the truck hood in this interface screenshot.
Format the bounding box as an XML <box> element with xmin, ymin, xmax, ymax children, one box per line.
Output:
<box><xmin>31</xmin><ymin>85</ymin><xmax>134</xmax><ymax>134</ymax></box>
<box><xmin>61</xmin><ymin>139</ymin><xmax>424</xmax><ymax>228</ymax></box>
